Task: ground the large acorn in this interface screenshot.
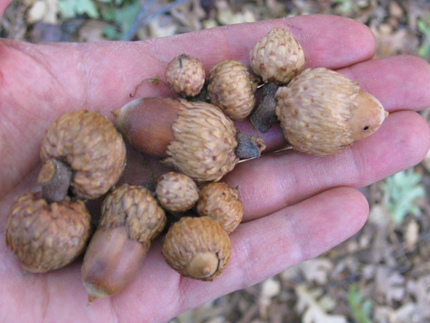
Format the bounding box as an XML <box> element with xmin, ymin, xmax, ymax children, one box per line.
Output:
<box><xmin>5</xmin><ymin>192</ymin><xmax>91</xmax><ymax>273</ymax></box>
<box><xmin>275</xmin><ymin>68</ymin><xmax>389</xmax><ymax>156</ymax></box>
<box><xmin>39</xmin><ymin>110</ymin><xmax>126</xmax><ymax>201</ymax></box>
<box><xmin>114</xmin><ymin>97</ymin><xmax>265</xmax><ymax>182</ymax></box>
<box><xmin>81</xmin><ymin>184</ymin><xmax>166</xmax><ymax>303</ymax></box>
<box><xmin>162</xmin><ymin>216</ymin><xmax>231</xmax><ymax>281</ymax></box>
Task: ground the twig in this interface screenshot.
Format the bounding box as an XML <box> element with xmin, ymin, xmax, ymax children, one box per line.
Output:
<box><xmin>122</xmin><ymin>0</ymin><xmax>191</xmax><ymax>41</ymax></box>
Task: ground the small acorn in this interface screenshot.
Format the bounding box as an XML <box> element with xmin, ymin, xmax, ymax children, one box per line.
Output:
<box><xmin>162</xmin><ymin>216</ymin><xmax>231</xmax><ymax>281</ymax></box>
<box><xmin>275</xmin><ymin>68</ymin><xmax>389</xmax><ymax>156</ymax></box>
<box><xmin>39</xmin><ymin>110</ymin><xmax>126</xmax><ymax>201</ymax></box>
<box><xmin>196</xmin><ymin>182</ymin><xmax>243</xmax><ymax>234</ymax></box>
<box><xmin>207</xmin><ymin>60</ymin><xmax>259</xmax><ymax>120</ymax></box>
<box><xmin>114</xmin><ymin>97</ymin><xmax>265</xmax><ymax>182</ymax></box>
<box><xmin>155</xmin><ymin>172</ymin><xmax>199</xmax><ymax>212</ymax></box>
<box><xmin>165</xmin><ymin>54</ymin><xmax>206</xmax><ymax>97</ymax></box>
<box><xmin>250</xmin><ymin>27</ymin><xmax>306</xmax><ymax>84</ymax></box>
<box><xmin>5</xmin><ymin>192</ymin><xmax>91</xmax><ymax>273</ymax></box>
<box><xmin>81</xmin><ymin>184</ymin><xmax>166</xmax><ymax>303</ymax></box>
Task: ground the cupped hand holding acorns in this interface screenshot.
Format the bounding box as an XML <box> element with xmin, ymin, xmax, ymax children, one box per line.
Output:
<box><xmin>0</xmin><ymin>11</ymin><xmax>429</xmax><ymax>323</ymax></box>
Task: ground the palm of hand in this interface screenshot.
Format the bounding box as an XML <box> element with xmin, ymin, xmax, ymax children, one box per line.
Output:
<box><xmin>0</xmin><ymin>14</ymin><xmax>429</xmax><ymax>323</ymax></box>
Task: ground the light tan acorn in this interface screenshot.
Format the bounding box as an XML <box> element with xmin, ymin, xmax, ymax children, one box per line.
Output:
<box><xmin>207</xmin><ymin>60</ymin><xmax>259</xmax><ymax>120</ymax></box>
<box><xmin>196</xmin><ymin>182</ymin><xmax>243</xmax><ymax>234</ymax></box>
<box><xmin>81</xmin><ymin>184</ymin><xmax>166</xmax><ymax>303</ymax></box>
<box><xmin>275</xmin><ymin>68</ymin><xmax>389</xmax><ymax>156</ymax></box>
<box><xmin>114</xmin><ymin>97</ymin><xmax>265</xmax><ymax>182</ymax></box>
<box><xmin>5</xmin><ymin>192</ymin><xmax>91</xmax><ymax>273</ymax></box>
<box><xmin>162</xmin><ymin>216</ymin><xmax>231</xmax><ymax>281</ymax></box>
<box><xmin>39</xmin><ymin>110</ymin><xmax>126</xmax><ymax>201</ymax></box>
<box><xmin>155</xmin><ymin>172</ymin><xmax>199</xmax><ymax>212</ymax></box>
<box><xmin>165</xmin><ymin>54</ymin><xmax>206</xmax><ymax>97</ymax></box>
<box><xmin>250</xmin><ymin>27</ymin><xmax>306</xmax><ymax>84</ymax></box>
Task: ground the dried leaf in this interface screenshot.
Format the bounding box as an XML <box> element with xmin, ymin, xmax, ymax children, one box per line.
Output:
<box><xmin>295</xmin><ymin>284</ymin><xmax>347</xmax><ymax>323</ymax></box>
<box><xmin>405</xmin><ymin>220</ymin><xmax>420</xmax><ymax>250</ymax></box>
<box><xmin>299</xmin><ymin>258</ymin><xmax>334</xmax><ymax>285</ymax></box>
<box><xmin>375</xmin><ymin>266</ymin><xmax>405</xmax><ymax>305</ymax></box>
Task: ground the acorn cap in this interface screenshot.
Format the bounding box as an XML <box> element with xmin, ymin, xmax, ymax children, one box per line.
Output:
<box><xmin>40</xmin><ymin>110</ymin><xmax>126</xmax><ymax>200</ymax></box>
<box><xmin>275</xmin><ymin>68</ymin><xmax>387</xmax><ymax>156</ymax></box>
<box><xmin>165</xmin><ymin>54</ymin><xmax>206</xmax><ymax>97</ymax></box>
<box><xmin>207</xmin><ymin>60</ymin><xmax>258</xmax><ymax>120</ymax></box>
<box><xmin>162</xmin><ymin>216</ymin><xmax>231</xmax><ymax>281</ymax></box>
<box><xmin>5</xmin><ymin>192</ymin><xmax>91</xmax><ymax>273</ymax></box>
<box><xmin>164</xmin><ymin>100</ymin><xmax>239</xmax><ymax>182</ymax></box>
<box><xmin>100</xmin><ymin>184</ymin><xmax>166</xmax><ymax>244</ymax></box>
<box><xmin>250</xmin><ymin>27</ymin><xmax>305</xmax><ymax>84</ymax></box>
<box><xmin>155</xmin><ymin>172</ymin><xmax>199</xmax><ymax>212</ymax></box>
<box><xmin>196</xmin><ymin>182</ymin><xmax>243</xmax><ymax>234</ymax></box>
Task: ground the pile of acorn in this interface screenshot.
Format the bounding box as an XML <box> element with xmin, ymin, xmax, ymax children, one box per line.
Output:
<box><xmin>4</xmin><ymin>27</ymin><xmax>388</xmax><ymax>304</ymax></box>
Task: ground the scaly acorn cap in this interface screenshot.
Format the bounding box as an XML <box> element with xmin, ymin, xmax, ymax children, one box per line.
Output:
<box><xmin>155</xmin><ymin>172</ymin><xmax>199</xmax><ymax>213</ymax></box>
<box><xmin>162</xmin><ymin>216</ymin><xmax>231</xmax><ymax>281</ymax></box>
<box><xmin>207</xmin><ymin>59</ymin><xmax>258</xmax><ymax>120</ymax></box>
<box><xmin>196</xmin><ymin>182</ymin><xmax>243</xmax><ymax>234</ymax></box>
<box><xmin>5</xmin><ymin>192</ymin><xmax>91</xmax><ymax>273</ymax></box>
<box><xmin>99</xmin><ymin>184</ymin><xmax>166</xmax><ymax>244</ymax></box>
<box><xmin>81</xmin><ymin>184</ymin><xmax>166</xmax><ymax>303</ymax></box>
<box><xmin>164</xmin><ymin>100</ymin><xmax>239</xmax><ymax>182</ymax></box>
<box><xmin>250</xmin><ymin>27</ymin><xmax>305</xmax><ymax>84</ymax></box>
<box><xmin>275</xmin><ymin>68</ymin><xmax>388</xmax><ymax>156</ymax></box>
<box><xmin>165</xmin><ymin>54</ymin><xmax>206</xmax><ymax>97</ymax></box>
<box><xmin>40</xmin><ymin>110</ymin><xmax>126</xmax><ymax>200</ymax></box>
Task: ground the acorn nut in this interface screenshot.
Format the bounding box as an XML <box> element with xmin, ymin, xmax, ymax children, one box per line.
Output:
<box><xmin>275</xmin><ymin>68</ymin><xmax>389</xmax><ymax>156</ymax></box>
<box><xmin>39</xmin><ymin>110</ymin><xmax>126</xmax><ymax>201</ymax></box>
<box><xmin>114</xmin><ymin>97</ymin><xmax>265</xmax><ymax>182</ymax></box>
<box><xmin>207</xmin><ymin>60</ymin><xmax>259</xmax><ymax>120</ymax></box>
<box><xmin>162</xmin><ymin>216</ymin><xmax>231</xmax><ymax>281</ymax></box>
<box><xmin>165</xmin><ymin>54</ymin><xmax>206</xmax><ymax>97</ymax></box>
<box><xmin>250</xmin><ymin>27</ymin><xmax>306</xmax><ymax>84</ymax></box>
<box><xmin>196</xmin><ymin>182</ymin><xmax>243</xmax><ymax>234</ymax></box>
<box><xmin>155</xmin><ymin>172</ymin><xmax>199</xmax><ymax>212</ymax></box>
<box><xmin>81</xmin><ymin>184</ymin><xmax>165</xmax><ymax>303</ymax></box>
<box><xmin>5</xmin><ymin>192</ymin><xmax>91</xmax><ymax>273</ymax></box>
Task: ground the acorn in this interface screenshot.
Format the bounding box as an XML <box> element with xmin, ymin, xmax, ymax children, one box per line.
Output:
<box><xmin>275</xmin><ymin>68</ymin><xmax>389</xmax><ymax>156</ymax></box>
<box><xmin>196</xmin><ymin>182</ymin><xmax>243</xmax><ymax>234</ymax></box>
<box><xmin>5</xmin><ymin>192</ymin><xmax>91</xmax><ymax>273</ymax></box>
<box><xmin>114</xmin><ymin>97</ymin><xmax>265</xmax><ymax>182</ymax></box>
<box><xmin>81</xmin><ymin>184</ymin><xmax>166</xmax><ymax>303</ymax></box>
<box><xmin>207</xmin><ymin>60</ymin><xmax>259</xmax><ymax>120</ymax></box>
<box><xmin>162</xmin><ymin>216</ymin><xmax>231</xmax><ymax>281</ymax></box>
<box><xmin>249</xmin><ymin>27</ymin><xmax>306</xmax><ymax>84</ymax></box>
<box><xmin>165</xmin><ymin>54</ymin><xmax>206</xmax><ymax>97</ymax></box>
<box><xmin>155</xmin><ymin>172</ymin><xmax>199</xmax><ymax>213</ymax></box>
<box><xmin>39</xmin><ymin>110</ymin><xmax>126</xmax><ymax>201</ymax></box>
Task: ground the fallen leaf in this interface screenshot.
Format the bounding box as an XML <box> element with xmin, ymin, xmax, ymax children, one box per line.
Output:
<box><xmin>295</xmin><ymin>284</ymin><xmax>347</xmax><ymax>323</ymax></box>
<box><xmin>375</xmin><ymin>266</ymin><xmax>405</xmax><ymax>306</ymax></box>
<box><xmin>299</xmin><ymin>258</ymin><xmax>333</xmax><ymax>285</ymax></box>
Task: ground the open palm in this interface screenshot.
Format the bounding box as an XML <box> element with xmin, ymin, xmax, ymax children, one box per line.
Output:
<box><xmin>0</xmin><ymin>9</ymin><xmax>429</xmax><ymax>323</ymax></box>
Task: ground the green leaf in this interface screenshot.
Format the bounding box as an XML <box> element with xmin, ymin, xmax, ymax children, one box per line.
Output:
<box><xmin>100</xmin><ymin>1</ymin><xmax>141</xmax><ymax>39</ymax></box>
<box><xmin>58</xmin><ymin>0</ymin><xmax>100</xmax><ymax>19</ymax></box>
<box><xmin>347</xmin><ymin>284</ymin><xmax>372</xmax><ymax>323</ymax></box>
<box><xmin>382</xmin><ymin>168</ymin><xmax>425</xmax><ymax>224</ymax></box>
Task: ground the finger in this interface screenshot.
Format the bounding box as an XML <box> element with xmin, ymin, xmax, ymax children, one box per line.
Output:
<box><xmin>0</xmin><ymin>1</ymin><xmax>11</xmax><ymax>16</ymax></box>
<box><xmin>0</xmin><ymin>187</ymin><xmax>367</xmax><ymax>322</ymax></box>
<box><xmin>225</xmin><ymin>110</ymin><xmax>430</xmax><ymax>221</ymax></box>
<box><xmin>115</xmin><ymin>187</ymin><xmax>369</xmax><ymax>322</ymax></box>
<box><xmin>339</xmin><ymin>55</ymin><xmax>430</xmax><ymax>112</ymax></box>
<box><xmin>0</xmin><ymin>15</ymin><xmax>375</xmax><ymax>114</ymax></box>
<box><xmin>0</xmin><ymin>15</ymin><xmax>374</xmax><ymax>209</ymax></box>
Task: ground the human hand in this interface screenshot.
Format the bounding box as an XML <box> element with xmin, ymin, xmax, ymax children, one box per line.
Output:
<box><xmin>0</xmin><ymin>8</ymin><xmax>429</xmax><ymax>322</ymax></box>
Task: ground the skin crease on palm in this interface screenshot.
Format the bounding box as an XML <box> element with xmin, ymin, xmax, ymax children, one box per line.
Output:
<box><xmin>1</xmin><ymin>0</ymin><xmax>430</xmax><ymax>321</ymax></box>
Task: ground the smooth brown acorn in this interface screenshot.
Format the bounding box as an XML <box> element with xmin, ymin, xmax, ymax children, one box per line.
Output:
<box><xmin>113</xmin><ymin>97</ymin><xmax>265</xmax><ymax>182</ymax></box>
<box><xmin>81</xmin><ymin>184</ymin><xmax>166</xmax><ymax>304</ymax></box>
